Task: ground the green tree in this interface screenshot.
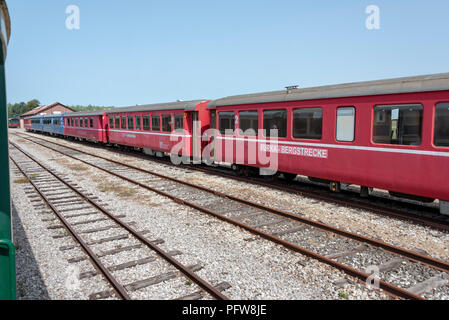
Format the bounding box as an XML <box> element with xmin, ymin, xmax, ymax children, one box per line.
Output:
<box><xmin>7</xmin><ymin>99</ymin><xmax>41</xmax><ymax>118</ymax></box>
<box><xmin>25</xmin><ymin>99</ymin><xmax>40</xmax><ymax>112</ymax></box>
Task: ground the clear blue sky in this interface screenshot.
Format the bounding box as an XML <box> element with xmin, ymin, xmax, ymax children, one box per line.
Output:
<box><xmin>5</xmin><ymin>0</ymin><xmax>449</xmax><ymax>107</ymax></box>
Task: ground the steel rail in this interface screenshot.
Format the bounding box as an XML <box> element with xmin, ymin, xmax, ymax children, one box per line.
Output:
<box><xmin>190</xmin><ymin>166</ymin><xmax>449</xmax><ymax>232</ymax></box>
<box><xmin>9</xmin><ymin>141</ymin><xmax>229</xmax><ymax>301</ymax></box>
<box><xmin>16</xmin><ymin>131</ymin><xmax>449</xmax><ymax>234</ymax></box>
<box><xmin>9</xmin><ymin>154</ymin><xmax>130</xmax><ymax>299</ymax></box>
<box><xmin>10</xmin><ymin>139</ymin><xmax>445</xmax><ymax>299</ymax></box>
<box><xmin>13</xmin><ymin>133</ymin><xmax>449</xmax><ymax>273</ymax></box>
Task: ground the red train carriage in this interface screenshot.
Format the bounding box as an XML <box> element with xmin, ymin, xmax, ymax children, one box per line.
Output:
<box><xmin>24</xmin><ymin>117</ymin><xmax>31</xmax><ymax>131</ymax></box>
<box><xmin>63</xmin><ymin>111</ymin><xmax>108</xmax><ymax>143</ymax></box>
<box><xmin>8</xmin><ymin>118</ymin><xmax>19</xmax><ymax>128</ymax></box>
<box><xmin>206</xmin><ymin>73</ymin><xmax>449</xmax><ymax>215</ymax></box>
<box><xmin>105</xmin><ymin>100</ymin><xmax>210</xmax><ymax>159</ymax></box>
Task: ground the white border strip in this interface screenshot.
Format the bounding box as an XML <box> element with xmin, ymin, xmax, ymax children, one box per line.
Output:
<box><xmin>64</xmin><ymin>127</ymin><xmax>191</xmax><ymax>138</ymax></box>
<box><xmin>217</xmin><ymin>136</ymin><xmax>449</xmax><ymax>157</ymax></box>
<box><xmin>108</xmin><ymin>129</ymin><xmax>190</xmax><ymax>138</ymax></box>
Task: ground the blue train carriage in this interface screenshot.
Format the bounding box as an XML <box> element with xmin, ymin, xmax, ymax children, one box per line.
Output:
<box><xmin>41</xmin><ymin>114</ymin><xmax>64</xmax><ymax>136</ymax></box>
<box><xmin>29</xmin><ymin>115</ymin><xmax>43</xmax><ymax>132</ymax></box>
<box><xmin>0</xmin><ymin>0</ymin><xmax>15</xmax><ymax>300</ymax></box>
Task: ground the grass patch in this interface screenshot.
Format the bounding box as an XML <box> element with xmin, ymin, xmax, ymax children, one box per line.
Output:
<box><xmin>68</xmin><ymin>165</ymin><xmax>88</xmax><ymax>171</ymax></box>
<box><xmin>14</xmin><ymin>178</ymin><xmax>30</xmax><ymax>184</ymax></box>
<box><xmin>185</xmin><ymin>280</ymin><xmax>193</xmax><ymax>286</ymax></box>
<box><xmin>59</xmin><ymin>230</ymin><xmax>68</xmax><ymax>236</ymax></box>
<box><xmin>338</xmin><ymin>291</ymin><xmax>349</xmax><ymax>299</ymax></box>
<box><xmin>98</xmin><ymin>183</ymin><xmax>136</xmax><ymax>199</ymax></box>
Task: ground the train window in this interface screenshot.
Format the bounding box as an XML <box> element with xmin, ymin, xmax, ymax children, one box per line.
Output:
<box><xmin>90</xmin><ymin>118</ymin><xmax>93</xmax><ymax>128</ymax></box>
<box><xmin>115</xmin><ymin>116</ymin><xmax>119</xmax><ymax>129</ymax></box>
<box><xmin>239</xmin><ymin>111</ymin><xmax>258</xmax><ymax>136</ymax></box>
<box><xmin>336</xmin><ymin>107</ymin><xmax>355</xmax><ymax>142</ymax></box>
<box><xmin>109</xmin><ymin>117</ymin><xmax>114</xmax><ymax>128</ymax></box>
<box><xmin>80</xmin><ymin>118</ymin><xmax>84</xmax><ymax>127</ymax></box>
<box><xmin>263</xmin><ymin>109</ymin><xmax>287</xmax><ymax>138</ymax></box>
<box><xmin>53</xmin><ymin>119</ymin><xmax>57</xmax><ymax>125</ymax></box>
<box><xmin>210</xmin><ymin>111</ymin><xmax>216</xmax><ymax>130</ymax></box>
<box><xmin>219</xmin><ymin>112</ymin><xmax>235</xmax><ymax>135</ymax></box>
<box><xmin>135</xmin><ymin>115</ymin><xmax>141</xmax><ymax>130</ymax></box>
<box><xmin>76</xmin><ymin>118</ymin><xmax>79</xmax><ymax>127</ymax></box>
<box><xmin>128</xmin><ymin>116</ymin><xmax>134</xmax><ymax>130</ymax></box>
<box><xmin>152</xmin><ymin>115</ymin><xmax>160</xmax><ymax>131</ymax></box>
<box><xmin>121</xmin><ymin>116</ymin><xmax>126</xmax><ymax>129</ymax></box>
<box><xmin>293</xmin><ymin>108</ymin><xmax>322</xmax><ymax>140</ymax></box>
<box><xmin>162</xmin><ymin>115</ymin><xmax>172</xmax><ymax>132</ymax></box>
<box><xmin>174</xmin><ymin>114</ymin><xmax>184</xmax><ymax>130</ymax></box>
<box><xmin>434</xmin><ymin>102</ymin><xmax>449</xmax><ymax>147</ymax></box>
<box><xmin>373</xmin><ymin>104</ymin><xmax>423</xmax><ymax>145</ymax></box>
<box><xmin>143</xmin><ymin>115</ymin><xmax>150</xmax><ymax>131</ymax></box>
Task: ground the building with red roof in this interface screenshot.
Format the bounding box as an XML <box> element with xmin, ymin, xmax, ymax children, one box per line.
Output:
<box><xmin>19</xmin><ymin>102</ymin><xmax>74</xmax><ymax>128</ymax></box>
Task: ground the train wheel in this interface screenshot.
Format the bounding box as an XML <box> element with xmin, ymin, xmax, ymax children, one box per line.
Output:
<box><xmin>330</xmin><ymin>181</ymin><xmax>341</xmax><ymax>192</ymax></box>
<box><xmin>360</xmin><ymin>186</ymin><xmax>371</xmax><ymax>198</ymax></box>
<box><xmin>282</xmin><ymin>173</ymin><xmax>297</xmax><ymax>181</ymax></box>
<box><xmin>231</xmin><ymin>164</ymin><xmax>243</xmax><ymax>175</ymax></box>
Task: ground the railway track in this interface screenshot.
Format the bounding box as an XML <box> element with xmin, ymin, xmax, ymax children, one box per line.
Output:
<box><xmin>15</xmin><ymin>131</ymin><xmax>449</xmax><ymax>233</ymax></box>
<box><xmin>9</xmin><ymin>142</ymin><xmax>230</xmax><ymax>300</ymax></box>
<box><xmin>10</xmin><ymin>133</ymin><xmax>449</xmax><ymax>300</ymax></box>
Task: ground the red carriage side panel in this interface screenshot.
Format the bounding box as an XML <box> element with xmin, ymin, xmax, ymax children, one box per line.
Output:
<box><xmin>63</xmin><ymin>111</ymin><xmax>106</xmax><ymax>143</ymax></box>
<box><xmin>209</xmin><ymin>76</ymin><xmax>449</xmax><ymax>204</ymax></box>
<box><xmin>105</xmin><ymin>100</ymin><xmax>208</xmax><ymax>159</ymax></box>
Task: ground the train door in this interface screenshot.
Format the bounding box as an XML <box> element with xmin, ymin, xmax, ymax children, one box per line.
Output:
<box><xmin>102</xmin><ymin>114</ymin><xmax>109</xmax><ymax>143</ymax></box>
<box><xmin>191</xmin><ymin>111</ymin><xmax>201</xmax><ymax>163</ymax></box>
<box><xmin>206</xmin><ymin>110</ymin><xmax>216</xmax><ymax>164</ymax></box>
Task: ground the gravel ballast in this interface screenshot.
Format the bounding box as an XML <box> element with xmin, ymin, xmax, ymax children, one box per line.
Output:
<box><xmin>11</xmin><ymin>131</ymin><xmax>447</xmax><ymax>299</ymax></box>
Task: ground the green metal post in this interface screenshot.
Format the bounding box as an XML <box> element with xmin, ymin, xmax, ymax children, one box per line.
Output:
<box><xmin>0</xmin><ymin>0</ymin><xmax>15</xmax><ymax>300</ymax></box>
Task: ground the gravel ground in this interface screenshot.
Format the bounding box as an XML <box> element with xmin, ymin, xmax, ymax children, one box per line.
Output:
<box><xmin>8</xmin><ymin>131</ymin><xmax>395</xmax><ymax>300</ymax></box>
<box><xmin>41</xmin><ymin>136</ymin><xmax>449</xmax><ymax>262</ymax></box>
<box><xmin>16</xmin><ymin>131</ymin><xmax>448</xmax><ymax>262</ymax></box>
